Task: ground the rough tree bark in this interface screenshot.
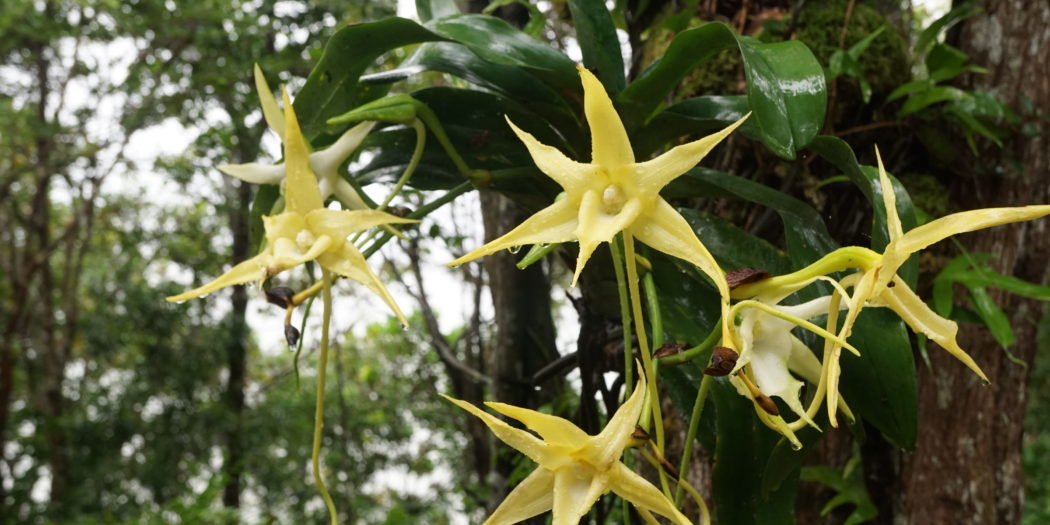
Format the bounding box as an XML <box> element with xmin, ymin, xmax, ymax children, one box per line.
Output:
<box><xmin>883</xmin><ymin>2</ymin><xmax>1050</xmax><ymax>523</ymax></box>
<box><xmin>479</xmin><ymin>192</ymin><xmax>560</xmax><ymax>492</ymax></box>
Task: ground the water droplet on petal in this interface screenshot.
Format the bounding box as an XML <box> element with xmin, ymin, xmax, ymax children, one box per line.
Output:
<box><xmin>507</xmin><ymin>245</ymin><xmax>522</xmax><ymax>254</ymax></box>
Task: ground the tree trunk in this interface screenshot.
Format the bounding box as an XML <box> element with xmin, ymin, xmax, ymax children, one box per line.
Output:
<box><xmin>886</xmin><ymin>2</ymin><xmax>1050</xmax><ymax>523</ymax></box>
<box><xmin>479</xmin><ymin>192</ymin><xmax>559</xmax><ymax>505</ymax></box>
<box><xmin>222</xmin><ymin>178</ymin><xmax>252</xmax><ymax>511</ymax></box>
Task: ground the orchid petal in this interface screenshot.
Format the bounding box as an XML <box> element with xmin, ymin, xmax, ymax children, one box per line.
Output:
<box><xmin>483</xmin><ymin>468</ymin><xmax>555</xmax><ymax>525</ymax></box>
<box><xmin>165</xmin><ymin>255</ymin><xmax>269</xmax><ymax>303</ymax></box>
<box><xmin>448</xmin><ymin>199</ymin><xmax>579</xmax><ymax>267</ymax></box>
<box><xmin>875</xmin><ymin>147</ymin><xmax>904</xmax><ymax>243</ymax></box>
<box><xmin>280</xmin><ymin>88</ymin><xmax>324</xmax><ymax>214</ymax></box>
<box><xmin>634</xmin><ymin>113</ymin><xmax>749</xmax><ymax>195</ymax></box>
<box><xmin>631</xmin><ymin>198</ymin><xmax>728</xmax><ymax>296</ymax></box>
<box><xmin>506</xmin><ymin>117</ymin><xmax>595</xmax><ymax>191</ymax></box>
<box><xmin>330</xmin><ymin>177</ymin><xmax>370</xmax><ymax>211</ymax></box>
<box><xmin>552</xmin><ymin>467</ymin><xmax>608</xmax><ymax>525</ymax></box>
<box><xmin>485</xmin><ymin>402</ymin><xmax>589</xmax><ymax>450</ymax></box>
<box><xmin>306</xmin><ymin>208</ymin><xmax>416</xmax><ymax>239</ymax></box>
<box><xmin>750</xmin><ymin>335</ymin><xmax>813</xmax><ymax>427</ymax></box>
<box><xmin>587</xmin><ymin>378</ymin><xmax>646</xmax><ymax>468</ymax></box>
<box><xmin>578</xmin><ymin>65</ymin><xmax>633</xmax><ymax>167</ymax></box>
<box><xmin>882</xmin><ymin>205</ymin><xmax>1050</xmax><ymax>288</ymax></box>
<box><xmin>880</xmin><ymin>276</ymin><xmax>989</xmax><ymax>382</ymax></box>
<box><xmin>574</xmin><ymin>192</ymin><xmax>643</xmax><ymax>286</ymax></box>
<box><xmin>318</xmin><ymin>244</ymin><xmax>408</xmax><ymax>327</ymax></box>
<box><xmin>254</xmin><ymin>64</ymin><xmax>284</xmax><ymax>139</ymax></box>
<box><xmin>441</xmin><ymin>394</ymin><xmax>558</xmax><ymax>468</ymax></box>
<box><xmin>218</xmin><ymin>162</ymin><xmax>286</xmax><ymax>185</ymax></box>
<box><xmin>610</xmin><ymin>462</ymin><xmax>692</xmax><ymax>525</ymax></box>
<box><xmin>311</xmin><ymin>121</ymin><xmax>376</xmax><ymax>177</ymax></box>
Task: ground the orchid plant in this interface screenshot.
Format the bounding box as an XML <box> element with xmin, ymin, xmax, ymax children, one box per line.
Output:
<box><xmin>163</xmin><ymin>1</ymin><xmax>1049</xmax><ymax>523</ymax></box>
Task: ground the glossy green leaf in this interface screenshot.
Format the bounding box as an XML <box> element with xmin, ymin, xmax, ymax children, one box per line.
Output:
<box><xmin>354</xmin><ymin>87</ymin><xmax>556</xmax><ymax>192</ymax></box>
<box><xmin>668</xmin><ymin>167</ymin><xmax>837</xmax><ymax>267</ymax></box>
<box><xmin>427</xmin><ymin>14</ymin><xmax>576</xmax><ymax>86</ymax></box>
<box><xmin>620</xmin><ymin>23</ymin><xmax>826</xmax><ymax>159</ymax></box>
<box><xmin>567</xmin><ymin>0</ymin><xmax>625</xmax><ymax>93</ymax></box>
<box><xmin>968</xmin><ymin>285</ymin><xmax>1015</xmax><ymax>348</ymax></box>
<box><xmin>735</xmin><ymin>37</ymin><xmax>826</xmax><ymax>159</ymax></box>
<box><xmin>633</xmin><ymin>95</ymin><xmax>751</xmax><ymax>157</ymax></box>
<box><xmin>839</xmin><ymin>307</ymin><xmax>918</xmax><ymax>450</ymax></box>
<box><xmin>710</xmin><ymin>379</ymin><xmax>797</xmax><ymax>524</ymax></box>
<box><xmin>406</xmin><ymin>42</ymin><xmax>583</xmax><ymax>151</ymax></box>
<box><xmin>678</xmin><ymin>210</ymin><xmax>791</xmax><ymax>275</ymax></box>
<box><xmin>295</xmin><ymin>18</ymin><xmax>445</xmax><ymax>138</ymax></box>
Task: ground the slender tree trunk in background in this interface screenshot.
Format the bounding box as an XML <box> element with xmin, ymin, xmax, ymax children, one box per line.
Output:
<box><xmin>875</xmin><ymin>2</ymin><xmax>1050</xmax><ymax>523</ymax></box>
<box><xmin>222</xmin><ymin>177</ymin><xmax>252</xmax><ymax>511</ymax></box>
<box><xmin>479</xmin><ymin>192</ymin><xmax>559</xmax><ymax>498</ymax></box>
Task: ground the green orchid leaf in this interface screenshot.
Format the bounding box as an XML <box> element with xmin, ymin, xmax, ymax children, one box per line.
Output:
<box><xmin>295</xmin><ymin>18</ymin><xmax>445</xmax><ymax>138</ymax></box>
<box><xmin>839</xmin><ymin>307</ymin><xmax>918</xmax><ymax>450</ymax></box>
<box><xmin>710</xmin><ymin>378</ymin><xmax>797</xmax><ymax>525</ymax></box>
<box><xmin>620</xmin><ymin>23</ymin><xmax>826</xmax><ymax>159</ymax></box>
<box><xmin>669</xmin><ymin>167</ymin><xmax>838</xmax><ymax>268</ymax></box>
<box><xmin>678</xmin><ymin>210</ymin><xmax>791</xmax><ymax>275</ymax></box>
<box><xmin>567</xmin><ymin>0</ymin><xmax>626</xmax><ymax>94</ymax></box>
<box><xmin>633</xmin><ymin>95</ymin><xmax>752</xmax><ymax>157</ymax></box>
<box><xmin>968</xmin><ymin>285</ymin><xmax>1016</xmax><ymax>348</ymax></box>
<box><xmin>427</xmin><ymin>14</ymin><xmax>577</xmax><ymax>87</ymax></box>
<box><xmin>888</xmin><ymin>79</ymin><xmax>932</xmax><ymax>102</ymax></box>
<box><xmin>925</xmin><ymin>42</ymin><xmax>969</xmax><ymax>76</ymax></box>
<box><xmin>916</xmin><ymin>1</ymin><xmax>979</xmax><ymax>57</ymax></box>
<box><xmin>899</xmin><ymin>86</ymin><xmax>970</xmax><ymax>117</ymax></box>
<box><xmin>800</xmin><ymin>463</ymin><xmax>878</xmax><ymax>524</ymax></box>
<box><xmin>406</xmin><ymin>42</ymin><xmax>582</xmax><ymax>150</ymax></box>
<box><xmin>650</xmin><ymin>251</ymin><xmax>722</xmax><ymax>346</ymax></box>
<box><xmin>355</xmin><ymin>87</ymin><xmax>555</xmax><ymax>192</ymax></box>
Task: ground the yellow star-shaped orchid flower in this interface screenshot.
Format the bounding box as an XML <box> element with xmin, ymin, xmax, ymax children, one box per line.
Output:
<box><xmin>734</xmin><ymin>147</ymin><xmax>1050</xmax><ymax>425</ymax></box>
<box><xmin>218</xmin><ymin>65</ymin><xmax>374</xmax><ymax>211</ymax></box>
<box><xmin>449</xmin><ymin>65</ymin><xmax>747</xmax><ymax>298</ymax></box>
<box><xmin>166</xmin><ymin>88</ymin><xmax>414</xmax><ymax>326</ymax></box>
<box><xmin>443</xmin><ymin>377</ymin><xmax>690</xmax><ymax>525</ymax></box>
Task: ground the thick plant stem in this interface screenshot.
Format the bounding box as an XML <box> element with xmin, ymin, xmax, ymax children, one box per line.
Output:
<box><xmin>610</xmin><ymin>236</ymin><xmax>634</xmax><ymax>393</ymax></box>
<box><xmin>622</xmin><ymin>234</ymin><xmax>670</xmax><ymax>497</ymax></box>
<box><xmin>377</xmin><ymin>119</ymin><xmax>425</xmax><ymax>213</ymax></box>
<box><xmin>610</xmin><ymin>236</ymin><xmax>634</xmax><ymax>525</ymax></box>
<box><xmin>356</xmin><ymin>119</ymin><xmax>427</xmax><ymax>245</ymax></box>
<box><xmin>657</xmin><ymin>320</ymin><xmax>722</xmax><ymax>367</ymax></box>
<box><xmin>312</xmin><ymin>271</ymin><xmax>339</xmax><ymax>525</ymax></box>
<box><xmin>675</xmin><ymin>374</ymin><xmax>711</xmax><ymax>505</ymax></box>
<box><xmin>642</xmin><ymin>269</ymin><xmax>664</xmax><ymax>348</ymax></box>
